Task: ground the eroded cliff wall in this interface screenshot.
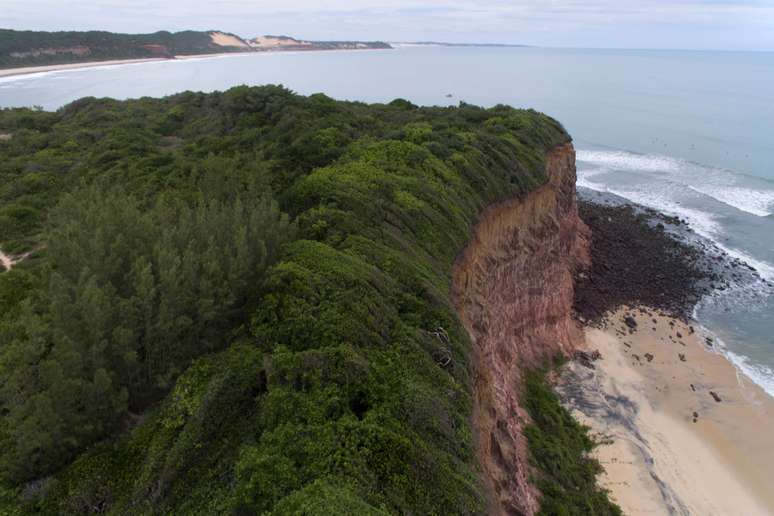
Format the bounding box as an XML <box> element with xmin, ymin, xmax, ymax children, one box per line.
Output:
<box><xmin>451</xmin><ymin>143</ymin><xmax>589</xmax><ymax>515</ymax></box>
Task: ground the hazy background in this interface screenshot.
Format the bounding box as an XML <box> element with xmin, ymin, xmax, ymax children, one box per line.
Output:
<box><xmin>2</xmin><ymin>0</ymin><xmax>774</xmax><ymax>51</ymax></box>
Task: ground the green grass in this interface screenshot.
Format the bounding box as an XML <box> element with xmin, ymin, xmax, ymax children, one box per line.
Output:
<box><xmin>523</xmin><ymin>366</ymin><xmax>622</xmax><ymax>516</ymax></box>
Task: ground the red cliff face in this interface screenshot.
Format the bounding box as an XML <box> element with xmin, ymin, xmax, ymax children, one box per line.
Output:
<box><xmin>451</xmin><ymin>143</ymin><xmax>589</xmax><ymax>515</ymax></box>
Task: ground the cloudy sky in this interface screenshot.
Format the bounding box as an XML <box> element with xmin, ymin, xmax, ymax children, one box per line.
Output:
<box><xmin>3</xmin><ymin>0</ymin><xmax>773</xmax><ymax>50</ymax></box>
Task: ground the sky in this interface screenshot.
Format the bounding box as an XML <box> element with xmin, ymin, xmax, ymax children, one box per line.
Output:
<box><xmin>3</xmin><ymin>0</ymin><xmax>774</xmax><ymax>51</ymax></box>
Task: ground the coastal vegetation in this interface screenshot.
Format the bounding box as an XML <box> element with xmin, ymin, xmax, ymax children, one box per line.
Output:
<box><xmin>0</xmin><ymin>29</ymin><xmax>392</xmax><ymax>70</ymax></box>
<box><xmin>524</xmin><ymin>366</ymin><xmax>622</xmax><ymax>515</ymax></box>
<box><xmin>0</xmin><ymin>86</ymin><xmax>616</xmax><ymax>513</ymax></box>
<box><xmin>0</xmin><ymin>29</ymin><xmax>244</xmax><ymax>68</ymax></box>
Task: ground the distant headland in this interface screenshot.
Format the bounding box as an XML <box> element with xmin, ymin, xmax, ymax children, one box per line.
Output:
<box><xmin>0</xmin><ymin>29</ymin><xmax>391</xmax><ymax>76</ymax></box>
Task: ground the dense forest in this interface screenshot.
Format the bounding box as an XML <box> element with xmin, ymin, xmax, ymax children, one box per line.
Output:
<box><xmin>0</xmin><ymin>29</ymin><xmax>246</xmax><ymax>68</ymax></box>
<box><xmin>0</xmin><ymin>87</ymin><xmax>617</xmax><ymax>514</ymax></box>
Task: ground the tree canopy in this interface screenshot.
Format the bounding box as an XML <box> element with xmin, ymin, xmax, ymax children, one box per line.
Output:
<box><xmin>0</xmin><ymin>86</ymin><xmax>572</xmax><ymax>514</ymax></box>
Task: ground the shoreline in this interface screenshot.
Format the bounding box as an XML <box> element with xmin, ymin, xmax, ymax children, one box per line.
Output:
<box><xmin>559</xmin><ymin>308</ymin><xmax>774</xmax><ymax>515</ymax></box>
<box><xmin>0</xmin><ymin>47</ymin><xmax>394</xmax><ymax>80</ymax></box>
<box><xmin>0</xmin><ymin>57</ymin><xmax>172</xmax><ymax>79</ymax></box>
<box><xmin>569</xmin><ymin>196</ymin><xmax>774</xmax><ymax>514</ymax></box>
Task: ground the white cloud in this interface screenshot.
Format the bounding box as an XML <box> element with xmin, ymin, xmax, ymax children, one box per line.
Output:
<box><xmin>2</xmin><ymin>0</ymin><xmax>773</xmax><ymax>50</ymax></box>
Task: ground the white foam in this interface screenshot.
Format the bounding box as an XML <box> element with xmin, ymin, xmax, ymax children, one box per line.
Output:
<box><xmin>702</xmin><ymin>331</ymin><xmax>774</xmax><ymax>399</ymax></box>
<box><xmin>688</xmin><ymin>185</ymin><xmax>774</xmax><ymax>217</ymax></box>
<box><xmin>615</xmin><ymin>187</ymin><xmax>774</xmax><ymax>280</ymax></box>
<box><xmin>576</xmin><ymin>167</ymin><xmax>608</xmax><ymax>190</ymax></box>
<box><xmin>596</xmin><ymin>185</ymin><xmax>724</xmax><ymax>238</ymax></box>
<box><xmin>726</xmin><ymin>350</ymin><xmax>774</xmax><ymax>398</ymax></box>
<box><xmin>577</xmin><ymin>149</ymin><xmax>682</xmax><ymax>173</ymax></box>
<box><xmin>579</xmin><ymin>149</ymin><xmax>774</xmax><ymax>218</ymax></box>
<box><xmin>693</xmin><ymin>302</ymin><xmax>774</xmax><ymax>399</ymax></box>
<box><xmin>577</xmin><ymin>149</ymin><xmax>774</xmax><ymax>281</ymax></box>
<box><xmin>717</xmin><ymin>246</ymin><xmax>774</xmax><ymax>281</ymax></box>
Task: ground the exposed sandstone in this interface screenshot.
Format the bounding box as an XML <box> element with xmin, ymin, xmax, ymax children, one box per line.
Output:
<box><xmin>452</xmin><ymin>143</ymin><xmax>589</xmax><ymax>515</ymax></box>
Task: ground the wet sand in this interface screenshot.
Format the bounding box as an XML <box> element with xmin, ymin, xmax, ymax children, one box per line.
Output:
<box><xmin>558</xmin><ymin>307</ymin><xmax>774</xmax><ymax>515</ymax></box>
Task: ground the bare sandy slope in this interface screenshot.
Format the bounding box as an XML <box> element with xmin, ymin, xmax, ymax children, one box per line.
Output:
<box><xmin>250</xmin><ymin>36</ymin><xmax>312</xmax><ymax>48</ymax></box>
<box><xmin>558</xmin><ymin>308</ymin><xmax>774</xmax><ymax>515</ymax></box>
<box><xmin>210</xmin><ymin>32</ymin><xmax>249</xmax><ymax>48</ymax></box>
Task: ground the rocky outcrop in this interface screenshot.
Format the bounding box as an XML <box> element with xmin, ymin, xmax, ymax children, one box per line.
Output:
<box><xmin>451</xmin><ymin>143</ymin><xmax>589</xmax><ymax>515</ymax></box>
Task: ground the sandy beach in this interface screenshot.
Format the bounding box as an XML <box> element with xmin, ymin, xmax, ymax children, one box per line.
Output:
<box><xmin>0</xmin><ymin>52</ymin><xmax>265</xmax><ymax>79</ymax></box>
<box><xmin>0</xmin><ymin>57</ymin><xmax>173</xmax><ymax>79</ymax></box>
<box><xmin>559</xmin><ymin>307</ymin><xmax>774</xmax><ymax>515</ymax></box>
<box><xmin>0</xmin><ymin>47</ymin><xmax>392</xmax><ymax>80</ymax></box>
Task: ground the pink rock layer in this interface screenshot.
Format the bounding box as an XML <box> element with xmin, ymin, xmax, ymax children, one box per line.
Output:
<box><xmin>452</xmin><ymin>143</ymin><xmax>589</xmax><ymax>515</ymax></box>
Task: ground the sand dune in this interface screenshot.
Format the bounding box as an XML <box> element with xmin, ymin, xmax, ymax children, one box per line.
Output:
<box><xmin>209</xmin><ymin>32</ymin><xmax>250</xmax><ymax>48</ymax></box>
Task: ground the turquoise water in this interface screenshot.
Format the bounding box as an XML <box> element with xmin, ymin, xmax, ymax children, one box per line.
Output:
<box><xmin>1</xmin><ymin>46</ymin><xmax>773</xmax><ymax>393</ymax></box>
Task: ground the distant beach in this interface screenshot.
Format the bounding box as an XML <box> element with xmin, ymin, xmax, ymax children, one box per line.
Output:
<box><xmin>0</xmin><ymin>57</ymin><xmax>171</xmax><ymax>79</ymax></box>
<box><xmin>0</xmin><ymin>47</ymin><xmax>394</xmax><ymax>80</ymax></box>
<box><xmin>561</xmin><ymin>309</ymin><xmax>774</xmax><ymax>514</ymax></box>
<box><xmin>0</xmin><ymin>52</ymin><xmax>270</xmax><ymax>79</ymax></box>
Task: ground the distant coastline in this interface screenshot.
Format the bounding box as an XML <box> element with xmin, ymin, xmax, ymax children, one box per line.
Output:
<box><xmin>0</xmin><ymin>46</ymin><xmax>392</xmax><ymax>80</ymax></box>
<box><xmin>0</xmin><ymin>28</ymin><xmax>391</xmax><ymax>76</ymax></box>
<box><xmin>0</xmin><ymin>57</ymin><xmax>168</xmax><ymax>79</ymax></box>
<box><xmin>393</xmin><ymin>41</ymin><xmax>529</xmax><ymax>48</ymax></box>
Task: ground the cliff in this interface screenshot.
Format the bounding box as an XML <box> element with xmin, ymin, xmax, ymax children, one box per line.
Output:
<box><xmin>452</xmin><ymin>143</ymin><xmax>590</xmax><ymax>515</ymax></box>
<box><xmin>0</xmin><ymin>89</ymin><xmax>584</xmax><ymax>513</ymax></box>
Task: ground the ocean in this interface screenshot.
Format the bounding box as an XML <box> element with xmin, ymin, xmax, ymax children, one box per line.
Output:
<box><xmin>1</xmin><ymin>45</ymin><xmax>773</xmax><ymax>394</ymax></box>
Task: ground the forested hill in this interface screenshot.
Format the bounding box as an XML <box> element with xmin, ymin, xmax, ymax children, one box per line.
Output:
<box><xmin>0</xmin><ymin>29</ymin><xmax>250</xmax><ymax>68</ymax></box>
<box><xmin>0</xmin><ymin>87</ymin><xmax>606</xmax><ymax>514</ymax></box>
<box><xmin>0</xmin><ymin>29</ymin><xmax>392</xmax><ymax>69</ymax></box>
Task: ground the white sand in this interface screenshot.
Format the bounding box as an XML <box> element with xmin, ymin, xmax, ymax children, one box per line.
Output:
<box><xmin>209</xmin><ymin>32</ymin><xmax>250</xmax><ymax>48</ymax></box>
<box><xmin>0</xmin><ymin>58</ymin><xmax>173</xmax><ymax>79</ymax></box>
<box><xmin>558</xmin><ymin>308</ymin><xmax>774</xmax><ymax>515</ymax></box>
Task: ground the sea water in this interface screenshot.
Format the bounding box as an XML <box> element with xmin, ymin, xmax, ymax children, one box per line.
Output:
<box><xmin>1</xmin><ymin>45</ymin><xmax>773</xmax><ymax>394</ymax></box>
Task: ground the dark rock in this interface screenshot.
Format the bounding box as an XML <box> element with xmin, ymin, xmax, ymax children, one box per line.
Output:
<box><xmin>573</xmin><ymin>349</ymin><xmax>602</xmax><ymax>369</ymax></box>
<box><xmin>709</xmin><ymin>391</ymin><xmax>722</xmax><ymax>402</ymax></box>
<box><xmin>624</xmin><ymin>316</ymin><xmax>638</xmax><ymax>329</ymax></box>
<box><xmin>678</xmin><ymin>353</ymin><xmax>686</xmax><ymax>362</ymax></box>
<box><xmin>574</xmin><ymin>201</ymin><xmax>714</xmax><ymax>324</ymax></box>
<box><xmin>645</xmin><ymin>353</ymin><xmax>654</xmax><ymax>362</ymax></box>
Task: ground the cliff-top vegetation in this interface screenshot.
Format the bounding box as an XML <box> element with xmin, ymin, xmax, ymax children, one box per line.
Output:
<box><xmin>0</xmin><ymin>86</ymin><xmax>603</xmax><ymax>513</ymax></box>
